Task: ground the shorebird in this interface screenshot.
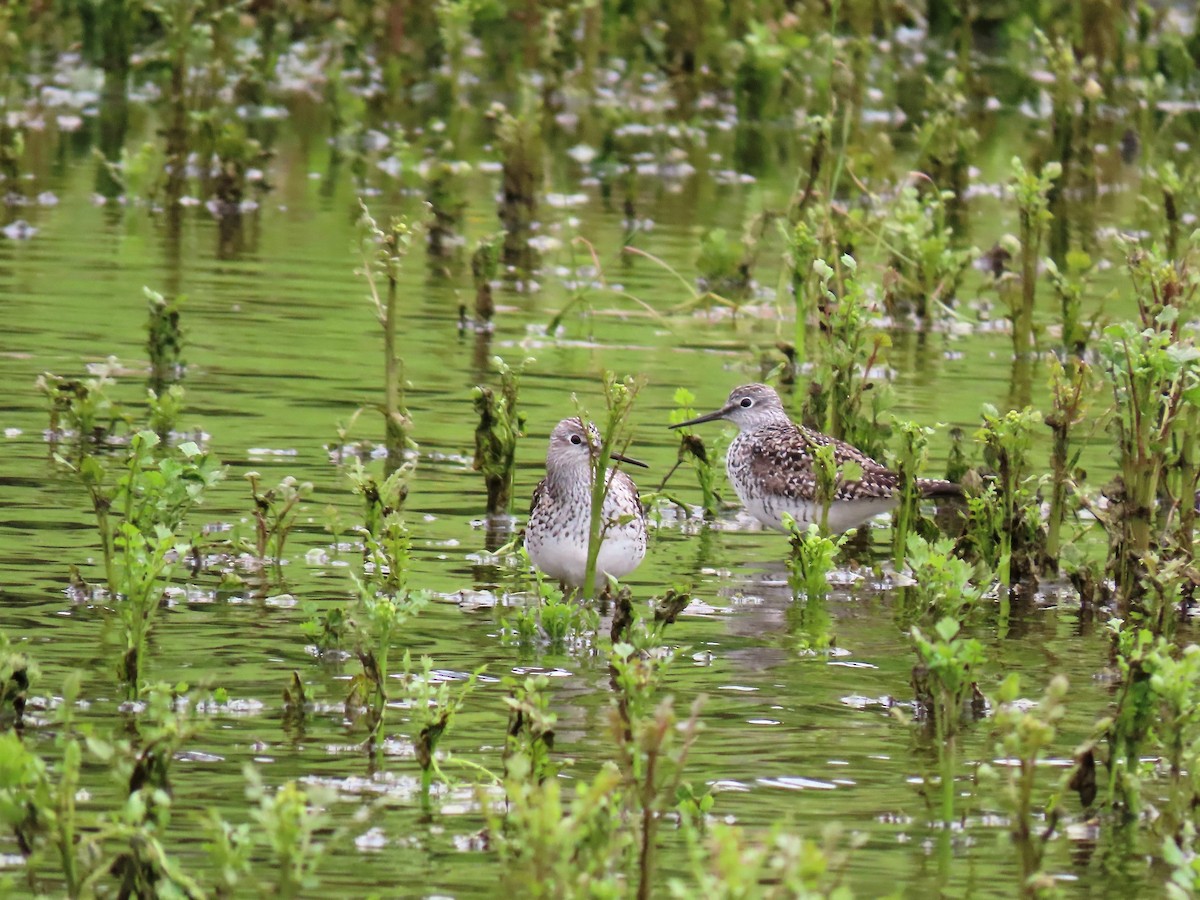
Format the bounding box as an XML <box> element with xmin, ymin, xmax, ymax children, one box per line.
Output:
<box><xmin>671</xmin><ymin>383</ymin><xmax>961</xmax><ymax>533</ymax></box>
<box><xmin>526</xmin><ymin>418</ymin><xmax>648</xmax><ymax>590</ymax></box>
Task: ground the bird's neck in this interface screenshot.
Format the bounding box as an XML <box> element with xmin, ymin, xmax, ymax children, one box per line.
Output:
<box><xmin>739</xmin><ymin>409</ymin><xmax>792</xmax><ymax>434</ymax></box>
<box><xmin>546</xmin><ymin>461</ymin><xmax>598</xmax><ymax>495</ymax></box>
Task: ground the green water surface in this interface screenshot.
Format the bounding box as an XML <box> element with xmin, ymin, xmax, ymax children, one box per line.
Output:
<box><xmin>0</xmin><ymin>85</ymin><xmax>1185</xmax><ymax>897</ymax></box>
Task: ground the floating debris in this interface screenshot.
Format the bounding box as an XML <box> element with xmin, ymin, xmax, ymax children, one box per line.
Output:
<box><xmin>1</xmin><ymin>220</ymin><xmax>36</xmax><ymax>240</ymax></box>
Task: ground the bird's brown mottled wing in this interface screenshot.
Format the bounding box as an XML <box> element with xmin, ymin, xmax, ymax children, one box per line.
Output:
<box><xmin>745</xmin><ymin>423</ymin><xmax>898</xmax><ymax>500</ymax></box>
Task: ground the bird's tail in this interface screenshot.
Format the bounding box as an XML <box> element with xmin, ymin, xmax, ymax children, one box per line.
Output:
<box><xmin>916</xmin><ymin>478</ymin><xmax>964</xmax><ymax>498</ymax></box>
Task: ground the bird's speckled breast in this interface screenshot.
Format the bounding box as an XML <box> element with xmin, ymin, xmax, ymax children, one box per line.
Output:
<box><xmin>527</xmin><ymin>469</ymin><xmax>647</xmax><ymax>587</ymax></box>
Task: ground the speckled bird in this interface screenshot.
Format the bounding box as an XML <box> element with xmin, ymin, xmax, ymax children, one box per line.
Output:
<box><xmin>525</xmin><ymin>418</ymin><xmax>648</xmax><ymax>589</ymax></box>
<box><xmin>672</xmin><ymin>383</ymin><xmax>961</xmax><ymax>533</ymax></box>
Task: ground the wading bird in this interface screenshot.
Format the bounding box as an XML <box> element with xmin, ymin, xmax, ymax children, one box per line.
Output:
<box><xmin>526</xmin><ymin>417</ymin><xmax>648</xmax><ymax>590</ymax></box>
<box><xmin>672</xmin><ymin>383</ymin><xmax>961</xmax><ymax>532</ymax></box>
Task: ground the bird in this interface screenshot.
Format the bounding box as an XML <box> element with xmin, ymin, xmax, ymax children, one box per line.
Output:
<box><xmin>525</xmin><ymin>417</ymin><xmax>648</xmax><ymax>590</ymax></box>
<box><xmin>671</xmin><ymin>383</ymin><xmax>961</xmax><ymax>533</ymax></box>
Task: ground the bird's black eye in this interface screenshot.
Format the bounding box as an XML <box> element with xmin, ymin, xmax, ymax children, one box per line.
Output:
<box><xmin>740</xmin><ymin>397</ymin><xmax>753</xmax><ymax>408</ymax></box>
<box><xmin>570</xmin><ymin>434</ymin><xmax>583</xmax><ymax>445</ymax></box>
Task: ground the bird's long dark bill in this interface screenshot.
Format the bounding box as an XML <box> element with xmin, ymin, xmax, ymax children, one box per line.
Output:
<box><xmin>670</xmin><ymin>406</ymin><xmax>730</xmax><ymax>429</ymax></box>
<box><xmin>611</xmin><ymin>451</ymin><xmax>649</xmax><ymax>469</ymax></box>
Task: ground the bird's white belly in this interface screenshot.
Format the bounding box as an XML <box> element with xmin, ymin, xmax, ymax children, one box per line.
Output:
<box><xmin>743</xmin><ymin>494</ymin><xmax>898</xmax><ymax>533</ymax></box>
<box><xmin>528</xmin><ymin>522</ymin><xmax>646</xmax><ymax>588</ymax></box>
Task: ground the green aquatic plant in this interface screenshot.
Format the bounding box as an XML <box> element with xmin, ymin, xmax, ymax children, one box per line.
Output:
<box><xmin>0</xmin><ymin>677</ymin><xmax>229</xmax><ymax>896</ymax></box>
<box><xmin>0</xmin><ymin>630</ymin><xmax>33</xmax><ymax>729</ymax></box>
<box><xmin>280</xmin><ymin>670</ymin><xmax>310</xmax><ymax>734</ymax></box>
<box><xmin>346</xmin><ymin>575</ymin><xmax>429</xmax><ymax>743</ymax></box>
<box><xmin>58</xmin><ymin>430</ymin><xmax>222</xmax><ymax>690</ymax></box>
<box><xmin>801</xmin><ymin>254</ymin><xmax>892</xmax><ymax>461</ymax></box>
<box><xmin>204</xmin><ymin>766</ymin><xmax>334</xmax><ymax>897</ymax></box>
<box><xmin>915</xmin><ymin>67</ymin><xmax>978</xmax><ymax>214</ymax></box>
<box><xmin>888</xmin><ymin>419</ymin><xmax>938</xmax><ymax>569</ymax></box>
<box><xmin>473</xmin><ymin>356</ymin><xmax>530</xmax><ymax>516</ymax></box>
<box><xmin>577</xmin><ymin>372</ymin><xmax>644</xmax><ymax>600</ymax></box>
<box><xmin>505</xmin><ymin>567</ymin><xmax>598</xmax><ymax>653</ymax></box>
<box><xmin>178</xmin><ymin>6</ymin><xmax>275</xmax><ymax>221</ymax></box>
<box><xmin>502</xmin><ymin>673</ymin><xmax>558</xmax><ymax>785</ymax></box>
<box><xmin>1009</xmin><ymin>157</ymin><xmax>1062</xmax><ymax>356</ymax></box>
<box><xmin>1039</xmin><ymin>29</ymin><xmax>1097</xmax><ymax>264</ymax></box>
<box><xmin>1146</xmin><ymin>641</ymin><xmax>1200</xmax><ymax>839</ymax></box>
<box><xmin>1044</xmin><ymin>250</ymin><xmax>1098</xmax><ymax>359</ymax></box>
<box><xmin>624</xmin><ymin>694</ymin><xmax>705</xmax><ymax>900</ymax></box>
<box><xmin>147</xmin><ymin>382</ymin><xmax>186</xmax><ymax>443</ymax></box>
<box><xmin>609</xmin><ymin>615</ymin><xmax>704</xmax><ymax>900</ymax></box>
<box><xmin>202</xmin><ymin>808</ymin><xmax>253</xmax><ymax>897</ymax></box>
<box><xmin>402</xmin><ymin>653</ymin><xmax>479</xmax><ymax>806</ymax></box>
<box><xmin>361</xmin><ymin>503</ymin><xmax>414</xmax><ymax>599</ymax></box>
<box><xmin>782</xmin><ymin>516</ymin><xmax>843</xmax><ymax>603</ymax></box>
<box><xmin>245</xmin><ymin>472</ymin><xmax>313</xmax><ymax>569</ymax></box>
<box><xmin>205</xmin><ymin>119</ymin><xmax>271</xmax><ymax>218</ymax></box>
<box><xmin>909</xmin><ymin>617</ymin><xmax>985</xmax><ymax>824</ymax></box>
<box><xmin>1166</xmin><ymin>826</ymin><xmax>1200</xmax><ymax>900</ymax></box>
<box><xmin>784</xmin><ymin>115</ymin><xmax>829</xmax><ymax>223</ymax></box>
<box><xmin>148</xmin><ymin>0</ymin><xmax>204</xmax><ymax>207</ymax></box>
<box><xmin>1094</xmin><ymin>618</ymin><xmax>1200</xmax><ymax>829</ymax></box>
<box><xmin>730</xmin><ymin>20</ymin><xmax>792</xmax><ymax>126</ymax></box>
<box><xmin>1044</xmin><ymin>357</ymin><xmax>1090</xmax><ymax>568</ymax></box>
<box><xmin>496</xmin><ymin>88</ymin><xmax>544</xmax><ymax>273</ymax></box>
<box><xmin>424</xmin><ymin>149</ymin><xmax>469</xmax><ymax>262</ymax></box>
<box><xmin>664</xmin><ymin>388</ymin><xmax>722</xmax><ymax>519</ymax></box>
<box><xmin>343</xmin><ymin>456</ymin><xmax>427</xmax><ymax>741</ymax></box>
<box><xmin>978</xmin><ymin>674</ymin><xmax>1069</xmax><ymax>899</ymax></box>
<box><xmin>1104</xmin><ymin>620</ymin><xmax>1158</xmax><ymax>818</ymax></box>
<box><xmin>807</xmin><ymin>442</ymin><xmax>863</xmax><ymax>535</ymax></box>
<box><xmin>1145</xmin><ymin>162</ymin><xmax>1198</xmax><ymax>261</ymax></box>
<box><xmin>882</xmin><ymin>185</ymin><xmax>977</xmax><ymax>323</ymax></box>
<box><xmin>495</xmin><ymin>760</ymin><xmax>628</xmax><ymax>898</ymax></box>
<box><xmin>1096</xmin><ymin>305</ymin><xmax>1200</xmax><ymax>610</ymax></box>
<box><xmin>433</xmin><ymin>0</ymin><xmax>477</xmax><ymax>123</ymax></box>
<box><xmin>356</xmin><ymin>202</ymin><xmax>418</xmax><ymax>473</ymax></box>
<box><xmin>671</xmin><ymin>822</ymin><xmax>862</xmax><ymax>899</ymax></box>
<box><xmin>1172</xmin><ymin>400</ymin><xmax>1200</xmax><ymax>561</ymax></box>
<box><xmin>961</xmin><ymin>405</ymin><xmax>1046</xmax><ymax>589</ymax></box>
<box><xmin>37</xmin><ymin>363</ymin><xmax>129</xmax><ymax>459</ymax></box>
<box><xmin>782</xmin><ymin>516</ymin><xmax>843</xmax><ymax>653</ymax></box>
<box><xmin>87</xmin><ymin>683</ymin><xmax>205</xmax><ymax>898</ymax></box>
<box><xmin>903</xmin><ymin>533</ymin><xmax>986</xmax><ymax>622</ymax></box>
<box><xmin>0</xmin><ymin>673</ymin><xmax>85</xmax><ymax>894</ymax></box>
<box><xmin>780</xmin><ymin>218</ymin><xmax>820</xmax><ymax>365</ymax></box>
<box><xmin>603</xmin><ymin>592</ymin><xmax>708</xmax><ymax>898</ymax></box>
<box><xmin>471</xmin><ymin>233</ymin><xmax>501</xmax><ymax>324</ymax></box>
<box><xmin>245</xmin><ymin>767</ymin><xmax>329</xmax><ymax>898</ymax></box>
<box><xmin>347</xmin><ymin>455</ymin><xmax>410</xmax><ymax>539</ymax></box>
<box><xmin>300</xmin><ymin>604</ymin><xmax>348</xmax><ymax>656</ymax></box>
<box><xmin>695</xmin><ymin>227</ymin><xmax>750</xmax><ymax>303</ymax></box>
<box><xmin>654</xmin><ymin>0</ymin><xmax>724</xmax><ymax>114</ymax></box>
<box><xmin>145</xmin><ymin>287</ymin><xmax>185</xmax><ymax>395</ymax></box>
<box><xmin>493</xmin><ymin>665</ymin><xmax>628</xmax><ymax>895</ymax></box>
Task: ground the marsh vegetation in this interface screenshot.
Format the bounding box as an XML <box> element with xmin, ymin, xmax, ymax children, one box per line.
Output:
<box><xmin>4</xmin><ymin>1</ymin><xmax>1200</xmax><ymax>896</ymax></box>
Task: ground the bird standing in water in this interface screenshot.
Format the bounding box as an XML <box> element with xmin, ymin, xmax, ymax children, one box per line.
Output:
<box><xmin>526</xmin><ymin>418</ymin><xmax>648</xmax><ymax>590</ymax></box>
<box><xmin>672</xmin><ymin>383</ymin><xmax>961</xmax><ymax>532</ymax></box>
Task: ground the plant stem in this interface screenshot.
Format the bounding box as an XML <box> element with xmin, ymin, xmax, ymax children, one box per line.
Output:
<box><xmin>383</xmin><ymin>247</ymin><xmax>404</xmax><ymax>473</ymax></box>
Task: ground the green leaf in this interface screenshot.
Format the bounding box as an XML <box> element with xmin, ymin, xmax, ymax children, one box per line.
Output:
<box><xmin>839</xmin><ymin>461</ymin><xmax>864</xmax><ymax>483</ymax></box>
<box><xmin>934</xmin><ymin>617</ymin><xmax>959</xmax><ymax>643</ymax></box>
<box><xmin>996</xmin><ymin>673</ymin><xmax>1021</xmax><ymax>703</ymax></box>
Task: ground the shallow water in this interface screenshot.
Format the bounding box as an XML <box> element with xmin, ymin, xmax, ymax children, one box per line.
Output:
<box><xmin>0</xmin><ymin>90</ymin><xmax>1189</xmax><ymax>896</ymax></box>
